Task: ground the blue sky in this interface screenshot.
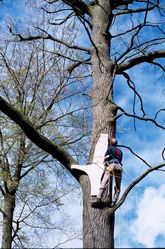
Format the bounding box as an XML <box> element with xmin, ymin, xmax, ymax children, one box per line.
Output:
<box><xmin>0</xmin><ymin>0</ymin><xmax>164</xmax><ymax>248</ymax></box>
<box><xmin>0</xmin><ymin>0</ymin><xmax>24</xmax><ymax>21</ymax></box>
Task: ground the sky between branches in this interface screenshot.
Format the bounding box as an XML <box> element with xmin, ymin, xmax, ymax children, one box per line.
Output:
<box><xmin>0</xmin><ymin>0</ymin><xmax>165</xmax><ymax>248</ymax></box>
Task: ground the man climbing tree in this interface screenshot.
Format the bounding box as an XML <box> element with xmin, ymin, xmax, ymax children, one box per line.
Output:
<box><xmin>97</xmin><ymin>138</ymin><xmax>123</xmax><ymax>207</ymax></box>
<box><xmin>0</xmin><ymin>0</ymin><xmax>164</xmax><ymax>248</ymax></box>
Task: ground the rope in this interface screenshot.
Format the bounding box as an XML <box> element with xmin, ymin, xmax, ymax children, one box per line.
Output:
<box><xmin>122</xmin><ymin>166</ymin><xmax>141</xmax><ymax>206</ymax></box>
<box><xmin>122</xmin><ymin>166</ymin><xmax>134</xmax><ymax>181</ymax></box>
<box><xmin>93</xmin><ymin>161</ymin><xmax>122</xmax><ymax>178</ymax></box>
<box><xmin>118</xmin><ymin>206</ymin><xmax>121</xmax><ymax>248</ymax></box>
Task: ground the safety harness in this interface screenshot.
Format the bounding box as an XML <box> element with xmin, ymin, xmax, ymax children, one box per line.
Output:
<box><xmin>104</xmin><ymin>149</ymin><xmax>123</xmax><ymax>176</ymax></box>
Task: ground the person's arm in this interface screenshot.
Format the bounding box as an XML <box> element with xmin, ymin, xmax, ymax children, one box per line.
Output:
<box><xmin>104</xmin><ymin>147</ymin><xmax>111</xmax><ymax>162</ymax></box>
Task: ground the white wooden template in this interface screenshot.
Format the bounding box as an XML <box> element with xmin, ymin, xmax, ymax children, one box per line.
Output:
<box><xmin>71</xmin><ymin>133</ymin><xmax>108</xmax><ymax>196</ymax></box>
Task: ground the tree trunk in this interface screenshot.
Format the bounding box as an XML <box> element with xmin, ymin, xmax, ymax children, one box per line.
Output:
<box><xmin>1</xmin><ymin>193</ymin><xmax>16</xmax><ymax>249</ymax></box>
<box><xmin>81</xmin><ymin>175</ymin><xmax>115</xmax><ymax>248</ymax></box>
<box><xmin>89</xmin><ymin>0</ymin><xmax>117</xmax><ymax>159</ymax></box>
<box><xmin>83</xmin><ymin>1</ymin><xmax>116</xmax><ymax>248</ymax></box>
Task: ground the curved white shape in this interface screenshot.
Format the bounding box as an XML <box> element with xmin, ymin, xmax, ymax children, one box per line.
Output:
<box><xmin>71</xmin><ymin>133</ymin><xmax>108</xmax><ymax>196</ymax></box>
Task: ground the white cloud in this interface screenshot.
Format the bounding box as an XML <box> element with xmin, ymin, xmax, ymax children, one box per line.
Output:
<box><xmin>131</xmin><ymin>184</ymin><xmax>165</xmax><ymax>248</ymax></box>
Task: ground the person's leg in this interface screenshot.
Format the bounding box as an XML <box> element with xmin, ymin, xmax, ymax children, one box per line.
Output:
<box><xmin>111</xmin><ymin>170</ymin><xmax>122</xmax><ymax>206</ymax></box>
<box><xmin>97</xmin><ymin>170</ymin><xmax>110</xmax><ymax>199</ymax></box>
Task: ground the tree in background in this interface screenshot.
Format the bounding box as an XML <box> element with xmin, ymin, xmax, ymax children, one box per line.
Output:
<box><xmin>0</xmin><ymin>38</ymin><xmax>88</xmax><ymax>248</ymax></box>
<box><xmin>0</xmin><ymin>0</ymin><xmax>165</xmax><ymax>248</ymax></box>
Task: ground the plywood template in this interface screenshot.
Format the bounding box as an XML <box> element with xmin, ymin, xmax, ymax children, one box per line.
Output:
<box><xmin>71</xmin><ymin>133</ymin><xmax>108</xmax><ymax>196</ymax></box>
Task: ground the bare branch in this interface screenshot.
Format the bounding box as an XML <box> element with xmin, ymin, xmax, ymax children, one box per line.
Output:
<box><xmin>155</xmin><ymin>108</ymin><xmax>165</xmax><ymax>119</ymax></box>
<box><xmin>43</xmin><ymin>48</ymin><xmax>91</xmax><ymax>65</ymax></box>
<box><xmin>162</xmin><ymin>148</ymin><xmax>165</xmax><ymax>161</ymax></box>
<box><xmin>113</xmin><ymin>1</ymin><xmax>159</xmax><ymax>16</ymax></box>
<box><xmin>122</xmin><ymin>72</ymin><xmax>146</xmax><ymax>117</ymax></box>
<box><xmin>117</xmin><ymin>106</ymin><xmax>165</xmax><ymax>130</ymax></box>
<box><xmin>10</xmin><ymin>29</ymin><xmax>91</xmax><ymax>54</ymax></box>
<box><xmin>67</xmin><ymin>58</ymin><xmax>91</xmax><ymax>74</ymax></box>
<box><xmin>49</xmin><ymin>12</ymin><xmax>75</xmax><ymax>25</ymax></box>
<box><xmin>112</xmin><ymin>0</ymin><xmax>134</xmax><ymax>9</ymax></box>
<box><xmin>119</xmin><ymin>144</ymin><xmax>151</xmax><ymax>167</ymax></box>
<box><xmin>150</xmin><ymin>61</ymin><xmax>165</xmax><ymax>71</ymax></box>
<box><xmin>117</xmin><ymin>50</ymin><xmax>165</xmax><ymax>73</ymax></box>
<box><xmin>41</xmin><ymin>6</ymin><xmax>72</xmax><ymax>14</ymax></box>
<box><xmin>110</xmin><ymin>162</ymin><xmax>165</xmax><ymax>214</ymax></box>
<box><xmin>112</xmin><ymin>21</ymin><xmax>165</xmax><ymax>38</ymax></box>
<box><xmin>62</xmin><ymin>0</ymin><xmax>91</xmax><ymax>16</ymax></box>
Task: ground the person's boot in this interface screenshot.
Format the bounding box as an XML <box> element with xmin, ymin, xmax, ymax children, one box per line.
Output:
<box><xmin>111</xmin><ymin>189</ymin><xmax>120</xmax><ymax>207</ymax></box>
<box><xmin>111</xmin><ymin>200</ymin><xmax>116</xmax><ymax>207</ymax></box>
<box><xmin>89</xmin><ymin>196</ymin><xmax>101</xmax><ymax>207</ymax></box>
<box><xmin>96</xmin><ymin>197</ymin><xmax>101</xmax><ymax>204</ymax></box>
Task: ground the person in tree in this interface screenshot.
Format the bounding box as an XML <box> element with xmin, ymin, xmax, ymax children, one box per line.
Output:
<box><xmin>97</xmin><ymin>137</ymin><xmax>123</xmax><ymax>207</ymax></box>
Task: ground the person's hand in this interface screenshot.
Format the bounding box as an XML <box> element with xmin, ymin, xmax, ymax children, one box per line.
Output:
<box><xmin>104</xmin><ymin>161</ymin><xmax>109</xmax><ymax>167</ymax></box>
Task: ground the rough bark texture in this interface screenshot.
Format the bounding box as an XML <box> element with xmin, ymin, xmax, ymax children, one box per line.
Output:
<box><xmin>81</xmin><ymin>174</ymin><xmax>115</xmax><ymax>248</ymax></box>
<box><xmin>89</xmin><ymin>0</ymin><xmax>117</xmax><ymax>159</ymax></box>
<box><xmin>2</xmin><ymin>193</ymin><xmax>15</xmax><ymax>248</ymax></box>
<box><xmin>83</xmin><ymin>1</ymin><xmax>117</xmax><ymax>248</ymax></box>
<box><xmin>0</xmin><ymin>0</ymin><xmax>164</xmax><ymax>248</ymax></box>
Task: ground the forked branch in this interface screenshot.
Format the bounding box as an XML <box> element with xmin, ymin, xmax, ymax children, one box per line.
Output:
<box><xmin>0</xmin><ymin>96</ymin><xmax>78</xmax><ymax>178</ymax></box>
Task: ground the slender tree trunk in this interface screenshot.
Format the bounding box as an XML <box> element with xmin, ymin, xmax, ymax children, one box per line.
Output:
<box><xmin>82</xmin><ymin>1</ymin><xmax>117</xmax><ymax>248</ymax></box>
<box><xmin>2</xmin><ymin>193</ymin><xmax>16</xmax><ymax>249</ymax></box>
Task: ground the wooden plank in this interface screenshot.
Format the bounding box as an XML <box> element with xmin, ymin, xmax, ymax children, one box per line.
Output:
<box><xmin>71</xmin><ymin>133</ymin><xmax>108</xmax><ymax>196</ymax></box>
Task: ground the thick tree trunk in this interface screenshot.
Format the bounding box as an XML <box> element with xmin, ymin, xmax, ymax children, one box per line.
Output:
<box><xmin>83</xmin><ymin>67</ymin><xmax>116</xmax><ymax>248</ymax></box>
<box><xmin>89</xmin><ymin>0</ymin><xmax>117</xmax><ymax>158</ymax></box>
<box><xmin>81</xmin><ymin>175</ymin><xmax>115</xmax><ymax>248</ymax></box>
<box><xmin>1</xmin><ymin>193</ymin><xmax>16</xmax><ymax>249</ymax></box>
<box><xmin>82</xmin><ymin>1</ymin><xmax>117</xmax><ymax>248</ymax></box>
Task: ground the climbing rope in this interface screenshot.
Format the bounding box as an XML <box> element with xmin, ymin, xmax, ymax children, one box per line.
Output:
<box><xmin>118</xmin><ymin>206</ymin><xmax>121</xmax><ymax>248</ymax></box>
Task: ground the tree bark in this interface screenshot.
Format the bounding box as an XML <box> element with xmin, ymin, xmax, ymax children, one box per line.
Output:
<box><xmin>89</xmin><ymin>0</ymin><xmax>117</xmax><ymax>159</ymax></box>
<box><xmin>82</xmin><ymin>2</ymin><xmax>117</xmax><ymax>248</ymax></box>
<box><xmin>2</xmin><ymin>193</ymin><xmax>16</xmax><ymax>249</ymax></box>
<box><xmin>81</xmin><ymin>175</ymin><xmax>115</xmax><ymax>248</ymax></box>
